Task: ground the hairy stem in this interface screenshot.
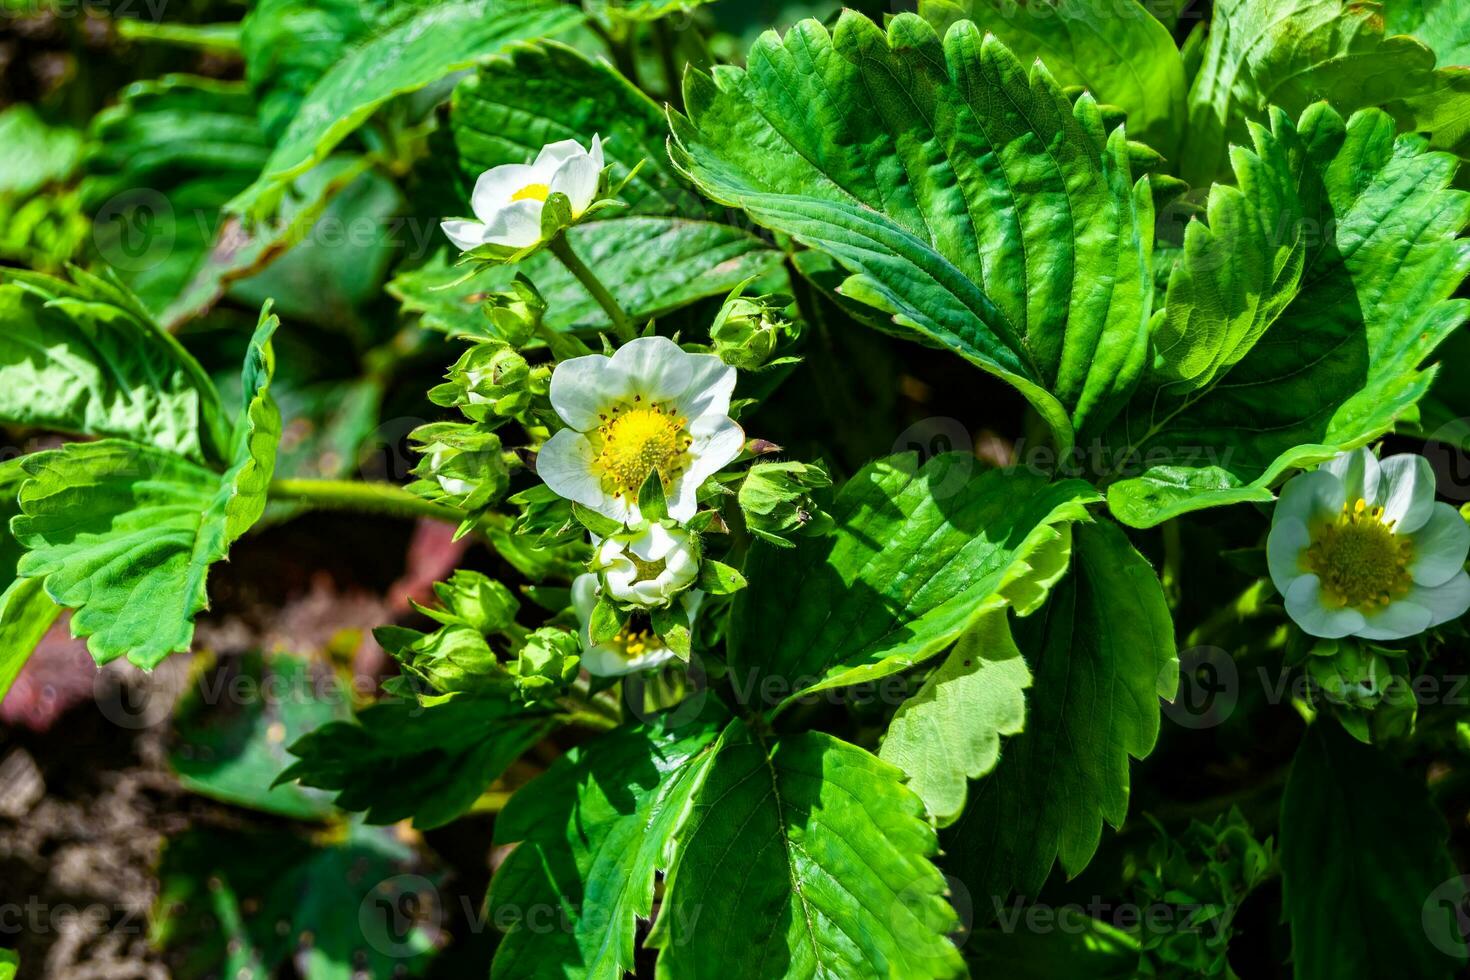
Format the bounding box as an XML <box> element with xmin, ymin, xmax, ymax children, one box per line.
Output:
<box><xmin>549</xmin><ymin>234</ymin><xmax>637</xmax><ymax>343</ymax></box>
<box><xmin>269</xmin><ymin>479</ymin><xmax>465</xmax><ymax>525</ymax></box>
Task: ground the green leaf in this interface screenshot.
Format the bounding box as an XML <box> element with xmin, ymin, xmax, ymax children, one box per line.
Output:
<box><xmin>731</xmin><ymin>452</ymin><xmax>1098</xmax><ymax>712</ymax></box>
<box><xmin>1179</xmin><ymin>0</ymin><xmax>1438</xmax><ymax>186</ymax></box>
<box><xmin>879</xmin><ymin>607</ymin><xmax>1034</xmax><ymax>828</ymax></box>
<box><xmin>1281</xmin><ymin>720</ymin><xmax>1467</xmax><ymax>979</ymax></box>
<box><xmin>920</xmin><ymin>0</ymin><xmax>1187</xmax><ymax>158</ymax></box>
<box><xmin>11</xmin><ymin>305</ymin><xmax>281</xmax><ymax>668</ymax></box>
<box><xmin>648</xmin><ymin>719</ymin><xmax>966</xmax><ymax>980</ymax></box>
<box><xmin>589</xmin><ymin>0</ymin><xmax>717</xmax><ymax>24</ymax></box>
<box><xmin>0</xmin><ymin>104</ymin><xmax>80</xmax><ymax>196</ymax></box>
<box><xmin>0</xmin><ymin>459</ymin><xmax>59</xmax><ymax>702</ymax></box>
<box><xmin>590</xmin><ymin>595</ymin><xmax>626</xmax><ymax>645</ymax></box>
<box><xmin>170</xmin><ymin>651</ymin><xmax>349</xmax><ymax>820</ymax></box>
<box><xmin>637</xmin><ymin>470</ymin><xmax>669</xmax><ymax>521</ymax></box>
<box><xmin>696</xmin><ymin>558</ymin><xmax>746</xmax><ymax>595</ymax></box>
<box><xmin>278</xmin><ymin>693</ymin><xmax>551</xmax><ymax>829</ymax></box>
<box><xmin>228</xmin><ymin>0</ymin><xmax>584</xmax><ymax>219</ymax></box>
<box><xmin>1386</xmin><ymin>0</ymin><xmax>1470</xmax><ymax>66</ymax></box>
<box><xmin>488</xmin><ymin>708</ymin><xmax>725</xmax><ymax>979</ymax></box>
<box><xmin>0</xmin><ymin>271</ymin><xmax>231</xmax><ymax>463</ymax></box>
<box><xmin>154</xmin><ymin>824</ymin><xmax>437</xmax><ymax>980</ymax></box>
<box><xmin>671</xmin><ymin>13</ymin><xmax>1164</xmax><ymax>449</ymax></box>
<box><xmin>1106</xmin><ymin>104</ymin><xmax>1470</xmax><ymax>527</ymax></box>
<box><xmin>0</xmin><ymin>948</ymin><xmax>15</xmax><ymax>980</ymax></box>
<box><xmin>943</xmin><ymin>521</ymin><xmax>1179</xmax><ymax>904</ymax></box>
<box><xmin>965</xmin><ymin>915</ymin><xmax>1141</xmax><ymax>978</ymax></box>
<box><xmin>81</xmin><ymin>75</ymin><xmax>271</xmax><ymax>322</ymax></box>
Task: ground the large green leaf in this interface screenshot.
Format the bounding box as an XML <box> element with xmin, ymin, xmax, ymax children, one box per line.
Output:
<box><xmin>488</xmin><ymin>708</ymin><xmax>725</xmax><ymax>979</ymax></box>
<box><xmin>920</xmin><ymin>0</ymin><xmax>1187</xmax><ymax>158</ymax></box>
<box><xmin>228</xmin><ymin>0</ymin><xmax>584</xmax><ymax>219</ymax></box>
<box><xmin>647</xmin><ymin>720</ymin><xmax>966</xmax><ymax>980</ymax></box>
<box><xmin>0</xmin><ymin>270</ymin><xmax>231</xmax><ymax>463</ymax></box>
<box><xmin>1385</xmin><ymin>1</ymin><xmax>1470</xmax><ymax>160</ymax></box>
<box><xmin>1106</xmin><ymin>104</ymin><xmax>1470</xmax><ymax>527</ymax></box>
<box><xmin>671</xmin><ymin>12</ymin><xmax>1163</xmax><ymax>450</ymax></box>
<box><xmin>11</xmin><ymin>306</ymin><xmax>281</xmax><ymax>668</ymax></box>
<box><xmin>171</xmin><ymin>651</ymin><xmax>348</xmax><ymax>820</ymax></box>
<box><xmin>1281</xmin><ymin>721</ymin><xmax>1467</xmax><ymax>979</ymax></box>
<box><xmin>278</xmin><ymin>692</ymin><xmax>551</xmax><ymax>829</ymax></box>
<box><xmin>1387</xmin><ymin>0</ymin><xmax>1470</xmax><ymax>66</ymax></box>
<box><xmin>943</xmin><ymin>521</ymin><xmax>1179</xmax><ymax>905</ymax></box>
<box><xmin>730</xmin><ymin>452</ymin><xmax>1097</xmax><ymax>713</ymax></box>
<box><xmin>1179</xmin><ymin>0</ymin><xmax>1438</xmax><ymax>186</ymax></box>
<box><xmin>82</xmin><ymin>75</ymin><xmax>271</xmax><ymax>321</ymax></box>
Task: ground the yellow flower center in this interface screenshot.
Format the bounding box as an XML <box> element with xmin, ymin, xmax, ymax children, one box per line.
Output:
<box><xmin>1303</xmin><ymin>499</ymin><xmax>1415</xmax><ymax>610</ymax></box>
<box><xmin>593</xmin><ymin>403</ymin><xmax>692</xmax><ymax>499</ymax></box>
<box><xmin>511</xmin><ymin>183</ymin><xmax>550</xmax><ymax>203</ymax></box>
<box><xmin>612</xmin><ymin>626</ymin><xmax>663</xmax><ymax>660</ymax></box>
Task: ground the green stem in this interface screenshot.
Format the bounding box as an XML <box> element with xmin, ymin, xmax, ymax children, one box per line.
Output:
<box><xmin>269</xmin><ymin>479</ymin><xmax>465</xmax><ymax>525</ymax></box>
<box><xmin>549</xmin><ymin>234</ymin><xmax>637</xmax><ymax>343</ymax></box>
<box><xmin>653</xmin><ymin>19</ymin><xmax>684</xmax><ymax>110</ymax></box>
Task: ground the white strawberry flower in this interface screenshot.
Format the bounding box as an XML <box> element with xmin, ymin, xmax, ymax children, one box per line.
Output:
<box><xmin>441</xmin><ymin>136</ymin><xmax>605</xmax><ymax>252</ymax></box>
<box><xmin>571</xmin><ymin>572</ymin><xmax>703</xmax><ymax>677</ymax></box>
<box><xmin>1268</xmin><ymin>448</ymin><xmax>1470</xmax><ymax>640</ymax></box>
<box><xmin>592</xmin><ymin>523</ymin><xmax>700</xmax><ymax>609</ymax></box>
<box><xmin>537</xmin><ymin>336</ymin><xmax>742</xmax><ymax>524</ymax></box>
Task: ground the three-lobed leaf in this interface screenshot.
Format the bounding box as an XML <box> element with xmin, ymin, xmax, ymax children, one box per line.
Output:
<box><xmin>10</xmin><ymin>303</ymin><xmax>281</xmax><ymax>668</ymax></box>
<box><xmin>671</xmin><ymin>12</ymin><xmax>1163</xmax><ymax>450</ymax></box>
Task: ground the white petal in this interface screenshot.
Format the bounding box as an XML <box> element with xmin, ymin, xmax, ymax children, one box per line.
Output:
<box><xmin>437</xmin><ymin>475</ymin><xmax>474</xmax><ymax>496</ymax></box>
<box><xmin>481</xmin><ymin>198</ymin><xmax>544</xmax><ymax>249</ymax></box>
<box><xmin>549</xmin><ymin>153</ymin><xmax>600</xmax><ymax>216</ymax></box>
<box><xmin>609</xmin><ymin>337</ymin><xmax>696</xmax><ymax>404</ymax></box>
<box><xmin>671</xmin><ymin>353</ymin><xmax>738</xmax><ymax>422</ymax></box>
<box><xmin>1284</xmin><ymin>576</ymin><xmax>1365</xmax><ymax>638</ymax></box>
<box><xmin>1274</xmin><ymin>470</ymin><xmax>1344</xmax><ymax>529</ymax></box>
<box><xmin>471</xmin><ymin>164</ymin><xmax>539</xmax><ymax>222</ymax></box>
<box><xmin>441</xmin><ymin>219</ymin><xmax>488</xmax><ymax>252</ymax></box>
<box><xmin>1406</xmin><ymin>570</ymin><xmax>1470</xmax><ymax>628</ymax></box>
<box><xmin>1356</xmin><ymin>601</ymin><xmax>1434</xmax><ymax>641</ymax></box>
<box><xmin>630</xmin><ymin>578</ymin><xmax>671</xmax><ymax>607</ymax></box>
<box><xmin>605</xmin><ymin>560</ymin><xmax>640</xmax><ymax>598</ymax></box>
<box><xmin>535</xmin><ymin>138</ymin><xmax>592</xmax><ymax>170</ymax></box>
<box><xmin>1407</xmin><ymin>503</ymin><xmax>1470</xmax><ymax>587</ymax></box>
<box><xmin>681</xmin><ymin>589</ymin><xmax>704</xmax><ymax>623</ymax></box>
<box><xmin>1267</xmin><ymin>518</ymin><xmax>1311</xmax><ymax>593</ymax></box>
<box><xmin>549</xmin><ymin>353</ymin><xmax>618</xmax><ymax>431</ymax></box>
<box><xmin>1321</xmin><ymin>448</ymin><xmax>1379</xmax><ymax>506</ymax></box>
<box><xmin>668</xmin><ymin>415</ymin><xmax>747</xmax><ymax>523</ymax></box>
<box><xmin>589</xmin><ymin>133</ymin><xmax>605</xmax><ymax>172</ymax></box>
<box><xmin>665</xmin><ymin>555</ymin><xmax>699</xmax><ymax>591</ymax></box>
<box><xmin>629</xmin><ymin>523</ymin><xmax>679</xmax><ymax>563</ymax></box>
<box><xmin>571</xmin><ymin>573</ymin><xmax>599</xmax><ymax>627</ymax></box>
<box><xmin>537</xmin><ymin>430</ymin><xmax>606</xmax><ymax>510</ymax></box>
<box><xmin>1376</xmin><ymin>454</ymin><xmax>1436</xmax><ymax>533</ymax></box>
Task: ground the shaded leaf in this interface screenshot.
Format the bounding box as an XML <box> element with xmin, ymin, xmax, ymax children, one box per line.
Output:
<box><xmin>1280</xmin><ymin>720</ymin><xmax>1467</xmax><ymax>979</ymax></box>
<box><xmin>943</xmin><ymin>521</ymin><xmax>1179</xmax><ymax>905</ymax></box>
<box><xmin>0</xmin><ymin>105</ymin><xmax>80</xmax><ymax>196</ymax></box>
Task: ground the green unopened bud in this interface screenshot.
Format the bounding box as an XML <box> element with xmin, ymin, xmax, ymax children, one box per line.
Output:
<box><xmin>1306</xmin><ymin>640</ymin><xmax>1393</xmax><ymax>710</ymax></box>
<box><xmin>410</xmin><ymin>421</ymin><xmax>510</xmax><ymax>508</ymax></box>
<box><xmin>710</xmin><ymin>289</ymin><xmax>799</xmax><ymax>371</ymax></box>
<box><xmin>738</xmin><ymin>460</ymin><xmax>834</xmax><ymax>547</ymax></box>
<box><xmin>514</xmin><ymin>627</ymin><xmax>581</xmax><ymax>701</ymax></box>
<box><xmin>376</xmin><ymin>624</ymin><xmax>511</xmax><ymax>696</ymax></box>
<box><xmin>484</xmin><ymin>276</ymin><xmax>547</xmax><ymax>347</ymax></box>
<box><xmin>425</xmin><ymin>570</ymin><xmax>520</xmax><ymax>635</ymax></box>
<box><xmin>431</xmin><ymin>344</ymin><xmax>538</xmax><ymax>422</ymax></box>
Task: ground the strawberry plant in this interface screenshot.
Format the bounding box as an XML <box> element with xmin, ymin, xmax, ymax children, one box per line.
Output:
<box><xmin>5</xmin><ymin>1</ymin><xmax>1470</xmax><ymax>977</ymax></box>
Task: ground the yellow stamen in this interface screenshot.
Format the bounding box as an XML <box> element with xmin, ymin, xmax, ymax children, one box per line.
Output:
<box><xmin>1302</xmin><ymin>497</ymin><xmax>1415</xmax><ymax>611</ymax></box>
<box><xmin>511</xmin><ymin>183</ymin><xmax>550</xmax><ymax>203</ymax></box>
<box><xmin>593</xmin><ymin>403</ymin><xmax>692</xmax><ymax>499</ymax></box>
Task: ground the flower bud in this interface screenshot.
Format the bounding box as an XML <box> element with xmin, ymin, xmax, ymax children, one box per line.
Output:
<box><xmin>710</xmin><ymin>290</ymin><xmax>798</xmax><ymax>371</ymax></box>
<box><xmin>514</xmin><ymin>627</ymin><xmax>582</xmax><ymax>701</ymax></box>
<box><xmin>426</xmin><ymin>570</ymin><xmax>520</xmax><ymax>635</ymax></box>
<box><xmin>738</xmin><ymin>460</ymin><xmax>834</xmax><ymax>547</ymax></box>
<box><xmin>593</xmin><ymin>523</ymin><xmax>700</xmax><ymax>610</ymax></box>
<box><xmin>376</xmin><ymin>624</ymin><xmax>510</xmax><ymax>696</ymax></box>
<box><xmin>1305</xmin><ymin>639</ymin><xmax>1393</xmax><ymax>710</ymax></box>
<box><xmin>410</xmin><ymin>421</ymin><xmax>510</xmax><ymax>508</ymax></box>
<box><xmin>484</xmin><ymin>277</ymin><xmax>546</xmax><ymax>348</ymax></box>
